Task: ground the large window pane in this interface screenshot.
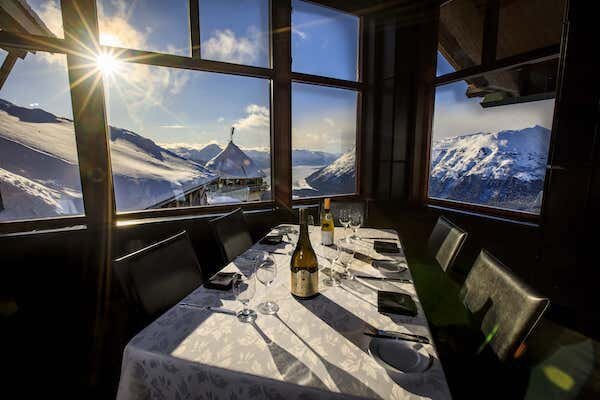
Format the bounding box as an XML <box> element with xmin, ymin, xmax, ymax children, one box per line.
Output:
<box><xmin>0</xmin><ymin>50</ymin><xmax>83</xmax><ymax>222</ymax></box>
<box><xmin>437</xmin><ymin>0</ymin><xmax>485</xmax><ymax>76</ymax></box>
<box><xmin>429</xmin><ymin>65</ymin><xmax>556</xmax><ymax>214</ymax></box>
<box><xmin>496</xmin><ymin>0</ymin><xmax>565</xmax><ymax>59</ymax></box>
<box><xmin>292</xmin><ymin>83</ymin><xmax>357</xmax><ymax>198</ymax></box>
<box><xmin>103</xmin><ymin>63</ymin><xmax>271</xmax><ymax>212</ymax></box>
<box><xmin>291</xmin><ymin>0</ymin><xmax>359</xmax><ymax>81</ymax></box>
<box><xmin>199</xmin><ymin>0</ymin><xmax>269</xmax><ymax>67</ymax></box>
<box><xmin>97</xmin><ymin>0</ymin><xmax>190</xmax><ymax>56</ymax></box>
<box><xmin>0</xmin><ymin>0</ymin><xmax>64</xmax><ymax>38</ymax></box>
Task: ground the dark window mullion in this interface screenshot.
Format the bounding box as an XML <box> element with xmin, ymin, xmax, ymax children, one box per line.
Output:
<box><xmin>189</xmin><ymin>0</ymin><xmax>201</xmax><ymax>58</ymax></box>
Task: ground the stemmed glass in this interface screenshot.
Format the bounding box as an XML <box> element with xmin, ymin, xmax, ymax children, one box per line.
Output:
<box><xmin>336</xmin><ymin>239</ymin><xmax>356</xmax><ymax>279</ymax></box>
<box><xmin>338</xmin><ymin>209</ymin><xmax>351</xmax><ymax>241</ymax></box>
<box><xmin>233</xmin><ymin>272</ymin><xmax>257</xmax><ymax>322</ymax></box>
<box><xmin>349</xmin><ymin>213</ymin><xmax>363</xmax><ymax>240</ymax></box>
<box><xmin>256</xmin><ymin>255</ymin><xmax>279</xmax><ymax>315</ymax></box>
<box><xmin>322</xmin><ymin>252</ymin><xmax>342</xmax><ymax>287</ymax></box>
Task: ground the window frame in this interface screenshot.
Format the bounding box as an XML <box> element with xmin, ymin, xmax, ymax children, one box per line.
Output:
<box><xmin>0</xmin><ymin>0</ymin><xmax>365</xmax><ymax>234</ymax></box>
<box><xmin>290</xmin><ymin>0</ymin><xmax>365</xmax><ymax>204</ymax></box>
<box><xmin>423</xmin><ymin>0</ymin><xmax>565</xmax><ymax>222</ymax></box>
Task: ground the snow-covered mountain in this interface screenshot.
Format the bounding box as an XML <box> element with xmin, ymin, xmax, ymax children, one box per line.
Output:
<box><xmin>305</xmin><ymin>147</ymin><xmax>356</xmax><ymax>195</ymax></box>
<box><xmin>429</xmin><ymin>125</ymin><xmax>551</xmax><ymax>213</ymax></box>
<box><xmin>169</xmin><ymin>143</ymin><xmax>337</xmax><ymax>170</ymax></box>
<box><xmin>165</xmin><ymin>143</ymin><xmax>222</xmax><ymax>165</ymax></box>
<box><xmin>0</xmin><ymin>99</ymin><xmax>217</xmax><ymax>220</ymax></box>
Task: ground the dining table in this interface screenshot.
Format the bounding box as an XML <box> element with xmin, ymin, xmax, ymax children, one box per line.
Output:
<box><xmin>116</xmin><ymin>225</ymin><xmax>452</xmax><ymax>400</ymax></box>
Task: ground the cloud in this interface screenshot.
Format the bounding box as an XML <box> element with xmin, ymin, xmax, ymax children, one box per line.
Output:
<box><xmin>234</xmin><ymin>104</ymin><xmax>270</xmax><ymax>131</ymax></box>
<box><xmin>323</xmin><ymin>117</ymin><xmax>335</xmax><ymax>127</ymax></box>
<box><xmin>202</xmin><ymin>28</ymin><xmax>265</xmax><ymax>65</ymax></box>
<box><xmin>29</xmin><ymin>103</ymin><xmax>40</xmax><ymax>108</ymax></box>
<box><xmin>159</xmin><ymin>125</ymin><xmax>186</xmax><ymax>129</ymax></box>
<box><xmin>35</xmin><ymin>0</ymin><xmax>63</xmax><ymax>38</ymax></box>
<box><xmin>217</xmin><ymin>117</ymin><xmax>225</xmax><ymax>123</ymax></box>
<box><xmin>292</xmin><ymin>28</ymin><xmax>307</xmax><ymax>40</ymax></box>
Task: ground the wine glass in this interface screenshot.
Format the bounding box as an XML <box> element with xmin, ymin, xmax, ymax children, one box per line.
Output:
<box><xmin>336</xmin><ymin>239</ymin><xmax>356</xmax><ymax>279</ymax></box>
<box><xmin>338</xmin><ymin>209</ymin><xmax>351</xmax><ymax>240</ymax></box>
<box><xmin>233</xmin><ymin>272</ymin><xmax>257</xmax><ymax>322</ymax></box>
<box><xmin>306</xmin><ymin>215</ymin><xmax>315</xmax><ymax>233</ymax></box>
<box><xmin>322</xmin><ymin>252</ymin><xmax>342</xmax><ymax>287</ymax></box>
<box><xmin>256</xmin><ymin>255</ymin><xmax>279</xmax><ymax>315</ymax></box>
<box><xmin>349</xmin><ymin>213</ymin><xmax>363</xmax><ymax>239</ymax></box>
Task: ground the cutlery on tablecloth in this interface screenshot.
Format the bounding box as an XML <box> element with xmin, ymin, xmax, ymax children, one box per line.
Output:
<box><xmin>355</xmin><ymin>275</ymin><xmax>412</xmax><ymax>284</ymax></box>
<box><xmin>364</xmin><ymin>327</ymin><xmax>430</xmax><ymax>344</ymax></box>
<box><xmin>360</xmin><ymin>237</ymin><xmax>399</xmax><ymax>241</ymax></box>
<box><xmin>179</xmin><ymin>303</ymin><xmax>236</xmax><ymax>315</ymax></box>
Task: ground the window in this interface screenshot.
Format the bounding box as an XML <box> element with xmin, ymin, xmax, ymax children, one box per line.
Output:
<box><xmin>103</xmin><ymin>63</ymin><xmax>271</xmax><ymax>212</ymax></box>
<box><xmin>291</xmin><ymin>83</ymin><xmax>357</xmax><ymax>198</ymax></box>
<box><xmin>429</xmin><ymin>0</ymin><xmax>564</xmax><ymax>216</ymax></box>
<box><xmin>199</xmin><ymin>0</ymin><xmax>270</xmax><ymax>67</ymax></box>
<box><xmin>291</xmin><ymin>1</ymin><xmax>360</xmax><ymax>200</ymax></box>
<box><xmin>96</xmin><ymin>0</ymin><xmax>191</xmax><ymax>56</ymax></box>
<box><xmin>0</xmin><ymin>50</ymin><xmax>83</xmax><ymax>222</ymax></box>
<box><xmin>292</xmin><ymin>0</ymin><xmax>359</xmax><ymax>81</ymax></box>
<box><xmin>0</xmin><ymin>0</ymin><xmax>65</xmax><ymax>38</ymax></box>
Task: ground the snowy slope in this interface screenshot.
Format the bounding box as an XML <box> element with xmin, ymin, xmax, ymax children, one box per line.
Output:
<box><xmin>429</xmin><ymin>125</ymin><xmax>551</xmax><ymax>212</ymax></box>
<box><xmin>305</xmin><ymin>148</ymin><xmax>356</xmax><ymax>195</ymax></box>
<box><xmin>0</xmin><ymin>99</ymin><xmax>217</xmax><ymax>220</ymax></box>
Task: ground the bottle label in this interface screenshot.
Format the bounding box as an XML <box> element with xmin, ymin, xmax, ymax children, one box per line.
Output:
<box><xmin>291</xmin><ymin>268</ymin><xmax>319</xmax><ymax>298</ymax></box>
<box><xmin>321</xmin><ymin>230</ymin><xmax>334</xmax><ymax>245</ymax></box>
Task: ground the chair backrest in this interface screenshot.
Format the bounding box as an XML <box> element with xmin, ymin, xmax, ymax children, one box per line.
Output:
<box><xmin>428</xmin><ymin>216</ymin><xmax>468</xmax><ymax>272</ymax></box>
<box><xmin>330</xmin><ymin>200</ymin><xmax>368</xmax><ymax>227</ymax></box>
<box><xmin>460</xmin><ymin>250</ymin><xmax>549</xmax><ymax>361</ymax></box>
<box><xmin>210</xmin><ymin>208</ymin><xmax>254</xmax><ymax>263</ymax></box>
<box><xmin>113</xmin><ymin>231</ymin><xmax>204</xmax><ymax>318</ymax></box>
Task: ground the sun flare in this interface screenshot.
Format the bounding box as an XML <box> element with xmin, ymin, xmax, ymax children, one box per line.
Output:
<box><xmin>96</xmin><ymin>53</ymin><xmax>119</xmax><ymax>75</ymax></box>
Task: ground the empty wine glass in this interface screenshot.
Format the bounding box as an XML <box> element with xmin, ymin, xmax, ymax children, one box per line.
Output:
<box><xmin>322</xmin><ymin>252</ymin><xmax>342</xmax><ymax>287</ymax></box>
<box><xmin>307</xmin><ymin>215</ymin><xmax>315</xmax><ymax>233</ymax></box>
<box><xmin>336</xmin><ymin>239</ymin><xmax>356</xmax><ymax>279</ymax></box>
<box><xmin>233</xmin><ymin>272</ymin><xmax>257</xmax><ymax>323</ymax></box>
<box><xmin>338</xmin><ymin>209</ymin><xmax>351</xmax><ymax>240</ymax></box>
<box><xmin>256</xmin><ymin>255</ymin><xmax>279</xmax><ymax>315</ymax></box>
<box><xmin>349</xmin><ymin>213</ymin><xmax>363</xmax><ymax>239</ymax></box>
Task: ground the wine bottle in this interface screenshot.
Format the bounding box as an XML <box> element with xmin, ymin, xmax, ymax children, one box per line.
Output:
<box><xmin>321</xmin><ymin>198</ymin><xmax>334</xmax><ymax>246</ymax></box>
<box><xmin>290</xmin><ymin>208</ymin><xmax>320</xmax><ymax>299</ymax></box>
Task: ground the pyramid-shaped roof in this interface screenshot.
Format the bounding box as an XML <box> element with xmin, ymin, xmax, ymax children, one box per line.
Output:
<box><xmin>205</xmin><ymin>141</ymin><xmax>265</xmax><ymax>179</ymax></box>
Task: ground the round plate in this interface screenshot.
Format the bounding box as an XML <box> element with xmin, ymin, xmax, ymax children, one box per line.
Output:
<box><xmin>368</xmin><ymin>337</ymin><xmax>433</xmax><ymax>374</ymax></box>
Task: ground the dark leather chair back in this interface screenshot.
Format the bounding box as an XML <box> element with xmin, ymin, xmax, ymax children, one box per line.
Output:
<box><xmin>330</xmin><ymin>200</ymin><xmax>368</xmax><ymax>227</ymax></box>
<box><xmin>428</xmin><ymin>216</ymin><xmax>468</xmax><ymax>272</ymax></box>
<box><xmin>210</xmin><ymin>208</ymin><xmax>254</xmax><ymax>263</ymax></box>
<box><xmin>460</xmin><ymin>250</ymin><xmax>549</xmax><ymax>361</ymax></box>
<box><xmin>113</xmin><ymin>231</ymin><xmax>204</xmax><ymax>318</ymax></box>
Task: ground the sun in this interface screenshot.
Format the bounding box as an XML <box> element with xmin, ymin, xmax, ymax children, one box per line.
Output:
<box><xmin>96</xmin><ymin>52</ymin><xmax>119</xmax><ymax>75</ymax></box>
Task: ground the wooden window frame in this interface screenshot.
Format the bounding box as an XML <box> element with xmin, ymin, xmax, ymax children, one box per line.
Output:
<box><xmin>0</xmin><ymin>0</ymin><xmax>365</xmax><ymax>234</ymax></box>
<box><xmin>289</xmin><ymin>0</ymin><xmax>365</xmax><ymax>206</ymax></box>
<box><xmin>422</xmin><ymin>0</ymin><xmax>565</xmax><ymax>223</ymax></box>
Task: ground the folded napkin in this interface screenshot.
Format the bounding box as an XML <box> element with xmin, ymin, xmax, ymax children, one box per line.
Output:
<box><xmin>205</xmin><ymin>272</ymin><xmax>237</xmax><ymax>290</ymax></box>
<box><xmin>373</xmin><ymin>240</ymin><xmax>400</xmax><ymax>254</ymax></box>
<box><xmin>259</xmin><ymin>234</ymin><xmax>283</xmax><ymax>245</ymax></box>
<box><xmin>377</xmin><ymin>291</ymin><xmax>417</xmax><ymax>316</ymax></box>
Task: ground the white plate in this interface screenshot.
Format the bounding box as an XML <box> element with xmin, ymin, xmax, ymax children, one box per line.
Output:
<box><xmin>369</xmin><ymin>337</ymin><xmax>433</xmax><ymax>374</ymax></box>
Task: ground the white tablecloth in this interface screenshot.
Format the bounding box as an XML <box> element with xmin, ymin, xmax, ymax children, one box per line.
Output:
<box><xmin>116</xmin><ymin>226</ymin><xmax>451</xmax><ymax>400</ymax></box>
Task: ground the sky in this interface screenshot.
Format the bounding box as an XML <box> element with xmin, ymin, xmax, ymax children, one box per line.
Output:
<box><xmin>0</xmin><ymin>0</ymin><xmax>359</xmax><ymax>154</ymax></box>
<box><xmin>433</xmin><ymin>52</ymin><xmax>555</xmax><ymax>140</ymax></box>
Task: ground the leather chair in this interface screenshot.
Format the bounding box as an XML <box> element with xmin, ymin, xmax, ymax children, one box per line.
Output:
<box><xmin>330</xmin><ymin>200</ymin><xmax>368</xmax><ymax>227</ymax></box>
<box><xmin>210</xmin><ymin>208</ymin><xmax>254</xmax><ymax>264</ymax></box>
<box><xmin>428</xmin><ymin>216</ymin><xmax>468</xmax><ymax>272</ymax></box>
<box><xmin>113</xmin><ymin>231</ymin><xmax>204</xmax><ymax>319</ymax></box>
<box><xmin>460</xmin><ymin>249</ymin><xmax>550</xmax><ymax>361</ymax></box>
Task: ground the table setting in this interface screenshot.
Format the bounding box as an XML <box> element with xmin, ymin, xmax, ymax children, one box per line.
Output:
<box><xmin>116</xmin><ymin>218</ymin><xmax>451</xmax><ymax>400</ymax></box>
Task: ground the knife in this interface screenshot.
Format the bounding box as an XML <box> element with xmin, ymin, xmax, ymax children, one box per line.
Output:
<box><xmin>179</xmin><ymin>303</ymin><xmax>237</xmax><ymax>315</ymax></box>
<box><xmin>355</xmin><ymin>275</ymin><xmax>412</xmax><ymax>284</ymax></box>
<box><xmin>364</xmin><ymin>328</ymin><xmax>430</xmax><ymax>344</ymax></box>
